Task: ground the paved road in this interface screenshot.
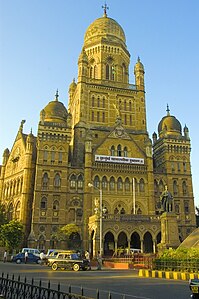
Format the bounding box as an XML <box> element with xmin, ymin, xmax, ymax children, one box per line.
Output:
<box><xmin>0</xmin><ymin>262</ymin><xmax>192</xmax><ymax>299</ymax></box>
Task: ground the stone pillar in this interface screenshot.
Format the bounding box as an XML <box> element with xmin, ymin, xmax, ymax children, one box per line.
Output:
<box><xmin>158</xmin><ymin>212</ymin><xmax>180</xmax><ymax>251</ymax></box>
<box><xmin>140</xmin><ymin>239</ymin><xmax>144</xmax><ymax>253</ymax></box>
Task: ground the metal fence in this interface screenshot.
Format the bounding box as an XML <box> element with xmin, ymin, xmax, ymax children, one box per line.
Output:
<box><xmin>153</xmin><ymin>259</ymin><xmax>199</xmax><ymax>272</ymax></box>
<box><xmin>0</xmin><ymin>273</ymin><xmax>136</xmax><ymax>299</ymax></box>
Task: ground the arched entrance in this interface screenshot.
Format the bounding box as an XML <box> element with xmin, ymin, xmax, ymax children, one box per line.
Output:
<box><xmin>130</xmin><ymin>232</ymin><xmax>141</xmax><ymax>249</ymax></box>
<box><xmin>104</xmin><ymin>232</ymin><xmax>115</xmax><ymax>256</ymax></box>
<box><xmin>117</xmin><ymin>232</ymin><xmax>128</xmax><ymax>251</ymax></box>
<box><xmin>143</xmin><ymin>232</ymin><xmax>153</xmax><ymax>253</ymax></box>
<box><xmin>156</xmin><ymin>232</ymin><xmax>161</xmax><ymax>245</ymax></box>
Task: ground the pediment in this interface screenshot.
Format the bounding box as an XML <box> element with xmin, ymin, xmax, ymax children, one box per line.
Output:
<box><xmin>108</xmin><ymin>124</ymin><xmax>131</xmax><ymax>140</ymax></box>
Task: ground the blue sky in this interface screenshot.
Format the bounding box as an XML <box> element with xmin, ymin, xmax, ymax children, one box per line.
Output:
<box><xmin>0</xmin><ymin>0</ymin><xmax>199</xmax><ymax>207</ymax></box>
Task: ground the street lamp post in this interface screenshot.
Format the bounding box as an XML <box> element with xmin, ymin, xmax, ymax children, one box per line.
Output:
<box><xmin>88</xmin><ymin>183</ymin><xmax>103</xmax><ymax>257</ymax></box>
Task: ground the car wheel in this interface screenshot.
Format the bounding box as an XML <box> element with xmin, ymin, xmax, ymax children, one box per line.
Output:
<box><xmin>52</xmin><ymin>263</ymin><xmax>58</xmax><ymax>271</ymax></box>
<box><xmin>73</xmin><ymin>263</ymin><xmax>80</xmax><ymax>271</ymax></box>
<box><xmin>16</xmin><ymin>259</ymin><xmax>22</xmax><ymax>264</ymax></box>
<box><xmin>36</xmin><ymin>259</ymin><xmax>41</xmax><ymax>264</ymax></box>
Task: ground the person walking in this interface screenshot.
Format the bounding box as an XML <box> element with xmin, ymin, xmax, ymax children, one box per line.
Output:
<box><xmin>24</xmin><ymin>251</ymin><xmax>28</xmax><ymax>264</ymax></box>
<box><xmin>3</xmin><ymin>250</ymin><xmax>7</xmax><ymax>263</ymax></box>
<box><xmin>96</xmin><ymin>251</ymin><xmax>102</xmax><ymax>270</ymax></box>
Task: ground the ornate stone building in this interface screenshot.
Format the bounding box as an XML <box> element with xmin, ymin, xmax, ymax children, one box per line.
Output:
<box><xmin>0</xmin><ymin>8</ymin><xmax>196</xmax><ymax>255</ymax></box>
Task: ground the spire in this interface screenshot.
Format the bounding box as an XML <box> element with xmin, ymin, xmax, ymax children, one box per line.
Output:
<box><xmin>137</xmin><ymin>56</ymin><xmax>140</xmax><ymax>62</ymax></box>
<box><xmin>19</xmin><ymin>120</ymin><xmax>26</xmax><ymax>133</ymax></box>
<box><xmin>102</xmin><ymin>2</ymin><xmax>109</xmax><ymax>17</ymax></box>
<box><xmin>166</xmin><ymin>104</ymin><xmax>170</xmax><ymax>116</ymax></box>
<box><xmin>55</xmin><ymin>89</ymin><xmax>59</xmax><ymax>101</ymax></box>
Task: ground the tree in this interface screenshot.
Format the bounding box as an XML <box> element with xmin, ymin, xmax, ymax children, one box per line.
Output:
<box><xmin>0</xmin><ymin>220</ymin><xmax>24</xmax><ymax>252</ymax></box>
<box><xmin>0</xmin><ymin>202</ymin><xmax>8</xmax><ymax>226</ymax></box>
<box><xmin>52</xmin><ymin>224</ymin><xmax>81</xmax><ymax>249</ymax></box>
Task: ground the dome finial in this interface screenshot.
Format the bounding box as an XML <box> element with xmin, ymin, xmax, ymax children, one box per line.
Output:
<box><xmin>102</xmin><ymin>2</ymin><xmax>109</xmax><ymax>17</ymax></box>
<box><xmin>55</xmin><ymin>89</ymin><xmax>59</xmax><ymax>101</ymax></box>
<box><xmin>166</xmin><ymin>104</ymin><xmax>170</xmax><ymax>116</ymax></box>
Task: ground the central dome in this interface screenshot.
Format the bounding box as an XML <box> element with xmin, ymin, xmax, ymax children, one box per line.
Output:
<box><xmin>84</xmin><ymin>15</ymin><xmax>126</xmax><ymax>47</ymax></box>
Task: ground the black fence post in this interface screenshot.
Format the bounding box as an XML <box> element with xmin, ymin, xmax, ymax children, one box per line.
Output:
<box><xmin>96</xmin><ymin>288</ymin><xmax>99</xmax><ymax>299</ymax></box>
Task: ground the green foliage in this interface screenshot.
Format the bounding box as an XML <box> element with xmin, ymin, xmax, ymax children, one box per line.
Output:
<box><xmin>0</xmin><ymin>220</ymin><xmax>24</xmax><ymax>251</ymax></box>
<box><xmin>0</xmin><ymin>202</ymin><xmax>8</xmax><ymax>226</ymax></box>
<box><xmin>52</xmin><ymin>223</ymin><xmax>80</xmax><ymax>241</ymax></box>
<box><xmin>158</xmin><ymin>247</ymin><xmax>199</xmax><ymax>260</ymax></box>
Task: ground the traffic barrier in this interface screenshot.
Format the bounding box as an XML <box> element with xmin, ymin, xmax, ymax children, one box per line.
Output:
<box><xmin>138</xmin><ymin>269</ymin><xmax>199</xmax><ymax>280</ymax></box>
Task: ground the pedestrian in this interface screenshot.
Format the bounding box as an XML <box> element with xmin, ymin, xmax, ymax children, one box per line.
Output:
<box><xmin>96</xmin><ymin>251</ymin><xmax>102</xmax><ymax>270</ymax></box>
<box><xmin>39</xmin><ymin>251</ymin><xmax>45</xmax><ymax>265</ymax></box>
<box><xmin>24</xmin><ymin>251</ymin><xmax>28</xmax><ymax>264</ymax></box>
<box><xmin>85</xmin><ymin>250</ymin><xmax>90</xmax><ymax>261</ymax></box>
<box><xmin>85</xmin><ymin>250</ymin><xmax>91</xmax><ymax>270</ymax></box>
<box><xmin>3</xmin><ymin>250</ymin><xmax>7</xmax><ymax>263</ymax></box>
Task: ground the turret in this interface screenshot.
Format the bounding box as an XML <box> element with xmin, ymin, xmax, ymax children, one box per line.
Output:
<box><xmin>184</xmin><ymin>124</ymin><xmax>190</xmax><ymax>140</ymax></box>
<box><xmin>78</xmin><ymin>48</ymin><xmax>88</xmax><ymax>82</ymax></box>
<box><xmin>134</xmin><ymin>57</ymin><xmax>145</xmax><ymax>91</ymax></box>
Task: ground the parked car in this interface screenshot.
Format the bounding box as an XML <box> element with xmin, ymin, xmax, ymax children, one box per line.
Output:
<box><xmin>49</xmin><ymin>253</ymin><xmax>90</xmax><ymax>271</ymax></box>
<box><xmin>11</xmin><ymin>252</ymin><xmax>41</xmax><ymax>264</ymax></box>
<box><xmin>21</xmin><ymin>248</ymin><xmax>40</xmax><ymax>257</ymax></box>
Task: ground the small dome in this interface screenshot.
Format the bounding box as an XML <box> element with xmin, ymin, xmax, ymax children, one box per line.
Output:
<box><xmin>41</xmin><ymin>91</ymin><xmax>68</xmax><ymax>124</ymax></box>
<box><xmin>84</xmin><ymin>15</ymin><xmax>126</xmax><ymax>47</ymax></box>
<box><xmin>134</xmin><ymin>57</ymin><xmax>144</xmax><ymax>72</ymax></box>
<box><xmin>69</xmin><ymin>79</ymin><xmax>77</xmax><ymax>91</ymax></box>
<box><xmin>158</xmin><ymin>106</ymin><xmax>182</xmax><ymax>137</ymax></box>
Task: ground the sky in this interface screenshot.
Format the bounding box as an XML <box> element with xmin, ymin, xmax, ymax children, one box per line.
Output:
<box><xmin>0</xmin><ymin>0</ymin><xmax>199</xmax><ymax>206</ymax></box>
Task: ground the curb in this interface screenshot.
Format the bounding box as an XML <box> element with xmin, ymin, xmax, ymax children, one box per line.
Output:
<box><xmin>139</xmin><ymin>269</ymin><xmax>199</xmax><ymax>280</ymax></box>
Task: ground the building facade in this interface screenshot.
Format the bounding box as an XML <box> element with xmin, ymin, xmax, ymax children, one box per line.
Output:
<box><xmin>0</xmin><ymin>9</ymin><xmax>196</xmax><ymax>255</ymax></box>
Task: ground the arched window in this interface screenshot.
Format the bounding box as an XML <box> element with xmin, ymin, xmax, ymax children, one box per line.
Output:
<box><xmin>58</xmin><ymin>151</ymin><xmax>62</xmax><ymax>164</ymax></box>
<box><xmin>94</xmin><ymin>176</ymin><xmax>100</xmax><ymax>188</ymax></box>
<box><xmin>117</xmin><ymin>177</ymin><xmax>123</xmax><ymax>191</ymax></box>
<box><xmin>15</xmin><ymin>201</ymin><xmax>21</xmax><ymax>220</ymax></box>
<box><xmin>103</xmin><ymin>97</ymin><xmax>105</xmax><ymax>108</ymax></box>
<box><xmin>154</xmin><ymin>180</ymin><xmax>158</xmax><ymax>195</ymax></box>
<box><xmin>173</xmin><ymin>180</ymin><xmax>178</xmax><ymax>196</ymax></box>
<box><xmin>182</xmin><ymin>181</ymin><xmax>187</xmax><ymax>195</ymax></box>
<box><xmin>102</xmin><ymin>176</ymin><xmax>108</xmax><ymax>190</ymax></box>
<box><xmin>70</xmin><ymin>174</ymin><xmax>76</xmax><ymax>188</ymax></box>
<box><xmin>51</xmin><ymin>150</ymin><xmax>55</xmax><ymax>163</ymax></box>
<box><xmin>43</xmin><ymin>149</ymin><xmax>48</xmax><ymax>162</ymax></box>
<box><xmin>120</xmin><ymin>207</ymin><xmax>125</xmax><ymax>214</ymax></box>
<box><xmin>94</xmin><ymin>65</ymin><xmax>97</xmax><ymax>79</ymax></box>
<box><xmin>54</xmin><ymin>173</ymin><xmax>61</xmax><ymax>187</ymax></box>
<box><xmin>184</xmin><ymin>201</ymin><xmax>189</xmax><ymax>214</ymax></box>
<box><xmin>111</xmin><ymin>145</ymin><xmax>115</xmax><ymax>156</ymax></box>
<box><xmin>110</xmin><ymin>177</ymin><xmax>115</xmax><ymax>191</ymax></box>
<box><xmin>117</xmin><ymin>144</ymin><xmax>122</xmax><ymax>157</ymax></box>
<box><xmin>129</xmin><ymin>101</ymin><xmax>132</xmax><ymax>111</ymax></box>
<box><xmin>77</xmin><ymin>174</ymin><xmax>83</xmax><ymax>189</ymax></box>
<box><xmin>114</xmin><ymin>207</ymin><xmax>119</xmax><ymax>214</ymax></box>
<box><xmin>92</xmin><ymin>96</ymin><xmax>95</xmax><ymax>107</ymax></box>
<box><xmin>90</xmin><ymin>66</ymin><xmax>93</xmax><ymax>78</ymax></box>
<box><xmin>106</xmin><ymin>64</ymin><xmax>109</xmax><ymax>80</ymax></box>
<box><xmin>139</xmin><ymin>178</ymin><xmax>145</xmax><ymax>192</ymax></box>
<box><xmin>53</xmin><ymin>200</ymin><xmax>59</xmax><ymax>210</ymax></box>
<box><xmin>42</xmin><ymin>173</ymin><xmax>49</xmax><ymax>190</ymax></box>
<box><xmin>124</xmin><ymin>146</ymin><xmax>128</xmax><ymax>157</ymax></box>
<box><xmin>125</xmin><ymin>178</ymin><xmax>130</xmax><ymax>191</ymax></box>
<box><xmin>137</xmin><ymin>208</ymin><xmax>142</xmax><ymax>215</ymax></box>
<box><xmin>8</xmin><ymin>203</ymin><xmax>14</xmax><ymax>221</ymax></box>
<box><xmin>41</xmin><ymin>197</ymin><xmax>47</xmax><ymax>209</ymax></box>
<box><xmin>175</xmin><ymin>204</ymin><xmax>180</xmax><ymax>214</ymax></box>
<box><xmin>97</xmin><ymin>96</ymin><xmax>100</xmax><ymax>107</ymax></box>
<box><xmin>122</xmin><ymin>64</ymin><xmax>126</xmax><ymax>82</ymax></box>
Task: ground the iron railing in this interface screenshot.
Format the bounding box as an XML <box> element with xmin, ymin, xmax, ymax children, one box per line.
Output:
<box><xmin>0</xmin><ymin>272</ymin><xmax>137</xmax><ymax>299</ymax></box>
